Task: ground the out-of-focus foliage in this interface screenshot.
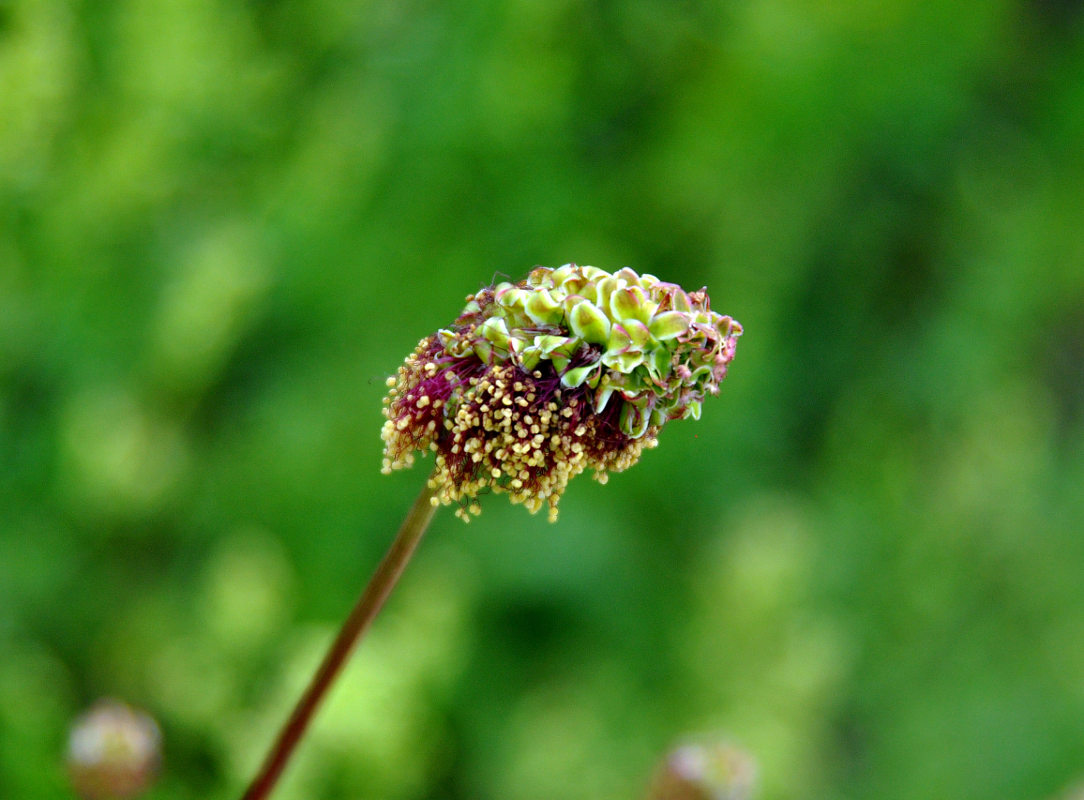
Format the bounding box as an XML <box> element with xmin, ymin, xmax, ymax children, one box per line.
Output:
<box><xmin>2</xmin><ymin>1</ymin><xmax>1083</xmax><ymax>799</ymax></box>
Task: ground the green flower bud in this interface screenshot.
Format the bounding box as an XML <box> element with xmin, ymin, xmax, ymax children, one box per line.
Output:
<box><xmin>381</xmin><ymin>264</ymin><xmax>742</xmax><ymax>521</ymax></box>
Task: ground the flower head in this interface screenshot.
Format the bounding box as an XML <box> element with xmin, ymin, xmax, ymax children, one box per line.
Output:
<box><xmin>381</xmin><ymin>264</ymin><xmax>742</xmax><ymax>521</ymax></box>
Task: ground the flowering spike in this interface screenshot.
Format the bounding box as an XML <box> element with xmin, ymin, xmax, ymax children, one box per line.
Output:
<box><xmin>381</xmin><ymin>264</ymin><xmax>742</xmax><ymax>521</ymax></box>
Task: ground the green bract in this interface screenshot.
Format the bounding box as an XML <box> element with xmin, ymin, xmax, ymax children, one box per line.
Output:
<box><xmin>382</xmin><ymin>264</ymin><xmax>741</xmax><ymax>522</ymax></box>
<box><xmin>444</xmin><ymin>264</ymin><xmax>742</xmax><ymax>438</ymax></box>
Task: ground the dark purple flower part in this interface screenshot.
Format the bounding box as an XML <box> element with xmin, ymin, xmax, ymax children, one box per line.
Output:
<box><xmin>381</xmin><ymin>264</ymin><xmax>742</xmax><ymax>521</ymax></box>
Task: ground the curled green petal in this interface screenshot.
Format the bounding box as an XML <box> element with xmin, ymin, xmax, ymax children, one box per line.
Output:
<box><xmin>614</xmin><ymin>267</ymin><xmax>644</xmax><ymax>288</ymax></box>
<box><xmin>594</xmin><ymin>383</ymin><xmax>616</xmax><ymax>413</ymax></box>
<box><xmin>525</xmin><ymin>289</ymin><xmax>563</xmax><ymax>325</ymax></box>
<box><xmin>547</xmin><ymin>263</ymin><xmax>577</xmax><ymax>288</ymax></box>
<box><xmin>480</xmin><ymin>316</ymin><xmax>510</xmax><ymax>348</ymax></box>
<box><xmin>561</xmin><ymin>362</ymin><xmax>600</xmax><ymax>389</ymax></box>
<box><xmin>607</xmin><ymin>323</ymin><xmax>632</xmax><ymax>354</ymax></box>
<box><xmin>645</xmin><ymin>346</ymin><xmax>672</xmax><ymax>381</ymax></box>
<box><xmin>439</xmin><ymin>328</ymin><xmax>472</xmax><ymax>357</ymax></box>
<box><xmin>497</xmin><ymin>286</ymin><xmax>529</xmax><ymax>310</ymax></box>
<box><xmin>649</xmin><ymin>311</ymin><xmax>691</xmax><ymax>341</ymax></box>
<box><xmin>610</xmin><ymin>286</ymin><xmax>652</xmax><ymax>324</ymax></box>
<box><xmin>602</xmin><ymin>350</ymin><xmax>645</xmax><ymax>372</ymax></box>
<box><xmin>621</xmin><ymin>319</ymin><xmax>651</xmax><ymax>348</ymax></box>
<box><xmin>515</xmin><ymin>344</ymin><xmax>543</xmax><ymax>371</ymax></box>
<box><xmin>580</xmin><ymin>265</ymin><xmax>610</xmax><ymax>283</ymax></box>
<box><xmin>549</xmin><ymin>349</ymin><xmax>574</xmax><ymax>371</ymax></box>
<box><xmin>568</xmin><ymin>300</ymin><xmax>611</xmax><ymax>344</ymax></box>
<box><xmin>594</xmin><ymin>275</ymin><xmax>624</xmax><ymax>313</ymax></box>
<box><xmin>619</xmin><ymin>400</ymin><xmax>651</xmax><ymax>438</ymax></box>
<box><xmin>667</xmin><ymin>287</ymin><xmax>693</xmax><ymax>313</ymax></box>
<box><xmin>536</xmin><ymin>334</ymin><xmax>577</xmax><ymax>356</ymax></box>
<box><xmin>473</xmin><ymin>338</ymin><xmax>493</xmax><ymax>363</ymax></box>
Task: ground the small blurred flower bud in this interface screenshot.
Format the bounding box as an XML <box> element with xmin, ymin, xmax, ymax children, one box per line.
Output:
<box><xmin>646</xmin><ymin>737</ymin><xmax>757</xmax><ymax>800</ymax></box>
<box><xmin>1054</xmin><ymin>780</ymin><xmax>1084</xmax><ymax>800</ymax></box>
<box><xmin>66</xmin><ymin>699</ymin><xmax>161</xmax><ymax>800</ymax></box>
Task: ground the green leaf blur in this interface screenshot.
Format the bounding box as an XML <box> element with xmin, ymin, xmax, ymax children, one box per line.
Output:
<box><xmin>2</xmin><ymin>1</ymin><xmax>1083</xmax><ymax>799</ymax></box>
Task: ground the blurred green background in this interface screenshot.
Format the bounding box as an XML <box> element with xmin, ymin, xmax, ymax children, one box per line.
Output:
<box><xmin>2</xmin><ymin>0</ymin><xmax>1084</xmax><ymax>798</ymax></box>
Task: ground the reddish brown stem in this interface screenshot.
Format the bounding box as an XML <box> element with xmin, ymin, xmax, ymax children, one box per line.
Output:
<box><xmin>240</xmin><ymin>480</ymin><xmax>439</xmax><ymax>800</ymax></box>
